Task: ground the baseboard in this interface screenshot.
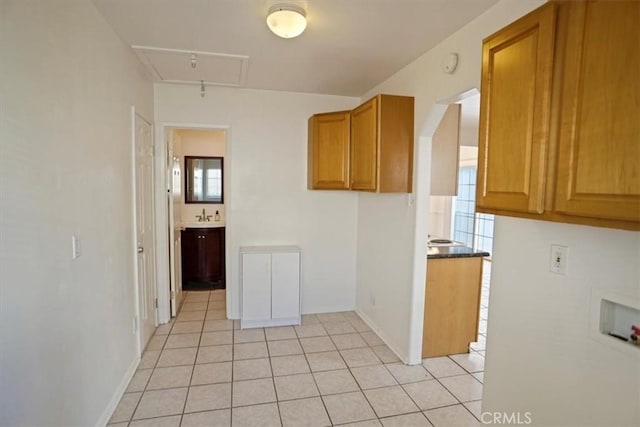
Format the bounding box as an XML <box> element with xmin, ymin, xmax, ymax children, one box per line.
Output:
<box><xmin>355</xmin><ymin>308</ymin><xmax>410</xmax><ymax>364</ymax></box>
<box><xmin>95</xmin><ymin>355</ymin><xmax>140</xmax><ymax>427</ymax></box>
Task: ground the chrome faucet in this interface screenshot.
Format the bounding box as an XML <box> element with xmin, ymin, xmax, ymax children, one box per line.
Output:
<box><xmin>196</xmin><ymin>208</ymin><xmax>212</xmax><ymax>222</ymax></box>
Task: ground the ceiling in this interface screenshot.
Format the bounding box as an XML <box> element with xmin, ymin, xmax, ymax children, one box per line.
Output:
<box><xmin>92</xmin><ymin>0</ymin><xmax>499</xmax><ymax>97</ymax></box>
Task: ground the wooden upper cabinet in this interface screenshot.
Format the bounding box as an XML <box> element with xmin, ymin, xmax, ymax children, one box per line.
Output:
<box><xmin>431</xmin><ymin>104</ymin><xmax>461</xmax><ymax>196</ymax></box>
<box><xmin>476</xmin><ymin>0</ymin><xmax>639</xmax><ymax>230</ymax></box>
<box><xmin>554</xmin><ymin>1</ymin><xmax>640</xmax><ymax>222</ymax></box>
<box><xmin>476</xmin><ymin>2</ymin><xmax>557</xmax><ymax>214</ymax></box>
<box><xmin>350</xmin><ymin>95</ymin><xmax>414</xmax><ymax>193</ymax></box>
<box><xmin>308</xmin><ymin>111</ymin><xmax>350</xmax><ymax>190</ymax></box>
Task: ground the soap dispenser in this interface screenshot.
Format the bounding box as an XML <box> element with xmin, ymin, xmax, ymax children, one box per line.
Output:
<box><xmin>214</xmin><ymin>210</ymin><xmax>220</xmax><ymax>221</ymax></box>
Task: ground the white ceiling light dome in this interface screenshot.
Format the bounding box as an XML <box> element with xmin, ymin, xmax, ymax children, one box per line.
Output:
<box><xmin>266</xmin><ymin>4</ymin><xmax>307</xmax><ymax>39</ymax></box>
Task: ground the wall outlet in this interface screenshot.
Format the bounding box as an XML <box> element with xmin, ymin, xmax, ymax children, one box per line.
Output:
<box><xmin>550</xmin><ymin>244</ymin><xmax>568</xmax><ymax>275</ymax></box>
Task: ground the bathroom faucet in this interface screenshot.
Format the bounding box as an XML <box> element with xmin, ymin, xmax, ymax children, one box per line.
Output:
<box><xmin>196</xmin><ymin>208</ymin><xmax>212</xmax><ymax>222</ymax></box>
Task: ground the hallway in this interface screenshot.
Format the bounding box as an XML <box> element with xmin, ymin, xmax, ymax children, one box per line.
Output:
<box><xmin>109</xmin><ymin>288</ymin><xmax>486</xmax><ymax>426</ymax></box>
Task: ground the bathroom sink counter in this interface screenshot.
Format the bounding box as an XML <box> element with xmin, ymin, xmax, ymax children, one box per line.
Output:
<box><xmin>181</xmin><ymin>222</ymin><xmax>225</xmax><ymax>229</ymax></box>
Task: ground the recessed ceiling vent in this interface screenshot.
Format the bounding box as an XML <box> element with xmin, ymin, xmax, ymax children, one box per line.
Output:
<box><xmin>132</xmin><ymin>46</ymin><xmax>249</xmax><ymax>88</ymax></box>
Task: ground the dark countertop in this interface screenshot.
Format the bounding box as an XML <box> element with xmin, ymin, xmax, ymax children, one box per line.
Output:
<box><xmin>427</xmin><ymin>245</ymin><xmax>490</xmax><ymax>259</ymax></box>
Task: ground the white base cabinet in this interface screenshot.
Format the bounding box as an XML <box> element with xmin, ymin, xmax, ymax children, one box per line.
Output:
<box><xmin>240</xmin><ymin>246</ymin><xmax>301</xmax><ymax>329</ymax></box>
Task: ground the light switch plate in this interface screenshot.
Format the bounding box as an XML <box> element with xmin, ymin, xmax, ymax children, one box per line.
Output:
<box><xmin>72</xmin><ymin>235</ymin><xmax>81</xmax><ymax>259</ymax></box>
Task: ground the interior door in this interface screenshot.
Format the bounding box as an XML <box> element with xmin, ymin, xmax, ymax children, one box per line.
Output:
<box><xmin>134</xmin><ymin>112</ymin><xmax>157</xmax><ymax>351</ymax></box>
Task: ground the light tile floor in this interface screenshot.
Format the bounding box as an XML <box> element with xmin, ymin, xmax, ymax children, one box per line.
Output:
<box><xmin>110</xmin><ymin>261</ymin><xmax>490</xmax><ymax>426</ymax></box>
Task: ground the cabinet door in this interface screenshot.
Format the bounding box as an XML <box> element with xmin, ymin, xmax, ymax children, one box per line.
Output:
<box><xmin>378</xmin><ymin>95</ymin><xmax>414</xmax><ymax>193</ymax></box>
<box><xmin>308</xmin><ymin>111</ymin><xmax>350</xmax><ymax>190</ymax></box>
<box><xmin>271</xmin><ymin>252</ymin><xmax>300</xmax><ymax>320</ymax></box>
<box><xmin>430</xmin><ymin>104</ymin><xmax>461</xmax><ymax>196</ymax></box>
<box><xmin>181</xmin><ymin>229</ymin><xmax>199</xmax><ymax>283</ymax></box>
<box><xmin>242</xmin><ymin>253</ymin><xmax>272</xmax><ymax>322</ymax></box>
<box><xmin>200</xmin><ymin>228</ymin><xmax>225</xmax><ymax>283</ymax></box>
<box><xmin>554</xmin><ymin>1</ymin><xmax>640</xmax><ymax>222</ymax></box>
<box><xmin>476</xmin><ymin>3</ymin><xmax>556</xmax><ymax>213</ymax></box>
<box><xmin>350</xmin><ymin>97</ymin><xmax>378</xmax><ymax>191</ymax></box>
<box><xmin>422</xmin><ymin>257</ymin><xmax>483</xmax><ymax>358</ymax></box>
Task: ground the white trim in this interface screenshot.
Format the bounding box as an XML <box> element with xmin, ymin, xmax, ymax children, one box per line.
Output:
<box><xmin>355</xmin><ymin>308</ymin><xmax>410</xmax><ymax>364</ymax></box>
<box><xmin>132</xmin><ymin>45</ymin><xmax>249</xmax><ymax>60</ymax></box>
<box><xmin>95</xmin><ymin>356</ymin><xmax>140</xmax><ymax>427</ymax></box>
<box><xmin>158</xmin><ymin>79</ymin><xmax>243</xmax><ymax>88</ymax></box>
<box><xmin>155</xmin><ymin>122</ymin><xmax>232</xmax><ymax>324</ymax></box>
<box><xmin>132</xmin><ymin>46</ymin><xmax>249</xmax><ymax>87</ymax></box>
<box><xmin>130</xmin><ymin>106</ymin><xmax>142</xmax><ymax>357</ymax></box>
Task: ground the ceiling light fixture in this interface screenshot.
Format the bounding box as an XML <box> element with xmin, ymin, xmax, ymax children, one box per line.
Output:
<box><xmin>266</xmin><ymin>4</ymin><xmax>307</xmax><ymax>39</ymax></box>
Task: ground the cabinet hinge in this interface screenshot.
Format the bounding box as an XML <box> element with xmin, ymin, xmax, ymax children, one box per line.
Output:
<box><xmin>154</xmin><ymin>298</ymin><xmax>158</xmax><ymax>308</ymax></box>
<box><xmin>170</xmin><ymin>291</ymin><xmax>176</xmax><ymax>300</ymax></box>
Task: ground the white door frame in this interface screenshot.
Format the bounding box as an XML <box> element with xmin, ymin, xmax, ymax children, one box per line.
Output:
<box><xmin>154</xmin><ymin>122</ymin><xmax>231</xmax><ymax>324</ymax></box>
<box><xmin>131</xmin><ymin>106</ymin><xmax>158</xmax><ymax>356</ymax></box>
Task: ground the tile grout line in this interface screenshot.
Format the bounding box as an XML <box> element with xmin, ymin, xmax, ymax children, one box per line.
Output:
<box><xmin>119</xmin><ymin>298</ymin><xmax>488</xmax><ymax>426</ymax></box>
<box><xmin>299</xmin><ymin>324</ymin><xmax>334</xmax><ymax>426</ymax></box>
<box><xmin>180</xmin><ymin>291</ymin><xmax>209</xmax><ymax>423</ymax></box>
<box><xmin>320</xmin><ymin>315</ymin><xmax>380</xmax><ymax>425</ymax></box>
<box><xmin>229</xmin><ymin>308</ymin><xmax>237</xmax><ymax>425</ymax></box>
<box><xmin>423</xmin><ymin>364</ymin><xmax>482</xmax><ymax>424</ymax></box>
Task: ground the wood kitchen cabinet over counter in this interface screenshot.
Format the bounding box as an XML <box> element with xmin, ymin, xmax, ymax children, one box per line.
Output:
<box><xmin>476</xmin><ymin>1</ymin><xmax>640</xmax><ymax>230</ymax></box>
<box><xmin>307</xmin><ymin>94</ymin><xmax>414</xmax><ymax>193</ymax></box>
<box><xmin>350</xmin><ymin>95</ymin><xmax>414</xmax><ymax>193</ymax></box>
<box><xmin>308</xmin><ymin>111</ymin><xmax>350</xmax><ymax>190</ymax></box>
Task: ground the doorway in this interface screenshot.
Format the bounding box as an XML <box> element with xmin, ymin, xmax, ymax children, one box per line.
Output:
<box><xmin>163</xmin><ymin>127</ymin><xmax>229</xmax><ymax>317</ymax></box>
<box><xmin>420</xmin><ymin>89</ymin><xmax>490</xmax><ymax>416</ymax></box>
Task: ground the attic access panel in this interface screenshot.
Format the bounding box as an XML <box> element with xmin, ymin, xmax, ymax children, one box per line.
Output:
<box><xmin>133</xmin><ymin>46</ymin><xmax>249</xmax><ymax>87</ymax></box>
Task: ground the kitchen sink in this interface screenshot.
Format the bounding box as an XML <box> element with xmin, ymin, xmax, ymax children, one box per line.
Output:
<box><xmin>428</xmin><ymin>238</ymin><xmax>466</xmax><ymax>247</ymax></box>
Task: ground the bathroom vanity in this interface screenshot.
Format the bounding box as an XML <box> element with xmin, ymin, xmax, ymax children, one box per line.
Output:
<box><xmin>181</xmin><ymin>226</ymin><xmax>225</xmax><ymax>289</ymax></box>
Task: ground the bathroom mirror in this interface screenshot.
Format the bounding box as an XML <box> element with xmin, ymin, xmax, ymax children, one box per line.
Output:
<box><xmin>185</xmin><ymin>156</ymin><xmax>223</xmax><ymax>203</ymax></box>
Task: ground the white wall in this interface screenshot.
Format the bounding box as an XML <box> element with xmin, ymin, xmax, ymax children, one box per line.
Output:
<box><xmin>354</xmin><ymin>0</ymin><xmax>546</xmax><ymax>364</ymax></box>
<box><xmin>354</xmin><ymin>0</ymin><xmax>640</xmax><ymax>424</ymax></box>
<box><xmin>0</xmin><ymin>0</ymin><xmax>153</xmax><ymax>426</ymax></box>
<box><xmin>485</xmin><ymin>218</ymin><xmax>640</xmax><ymax>426</ymax></box>
<box><xmin>155</xmin><ymin>85</ymin><xmax>360</xmax><ymax>318</ymax></box>
<box><xmin>428</xmin><ymin>196</ymin><xmax>453</xmax><ymax>239</ymax></box>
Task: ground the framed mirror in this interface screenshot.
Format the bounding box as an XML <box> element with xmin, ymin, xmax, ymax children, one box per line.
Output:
<box><xmin>185</xmin><ymin>156</ymin><xmax>224</xmax><ymax>203</ymax></box>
